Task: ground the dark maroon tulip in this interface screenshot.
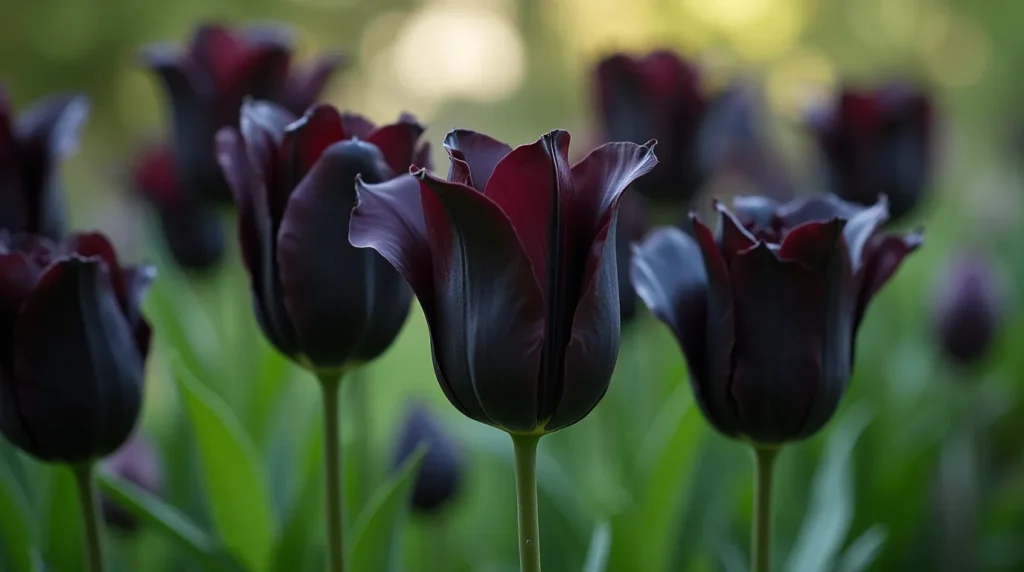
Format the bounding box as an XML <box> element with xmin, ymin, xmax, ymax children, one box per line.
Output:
<box><xmin>350</xmin><ymin>129</ymin><xmax>657</xmax><ymax>433</ymax></box>
<box><xmin>0</xmin><ymin>88</ymin><xmax>89</xmax><ymax>240</ymax></box>
<box><xmin>394</xmin><ymin>402</ymin><xmax>463</xmax><ymax>515</ymax></box>
<box><xmin>594</xmin><ymin>51</ymin><xmax>708</xmax><ymax>204</ymax></box>
<box><xmin>806</xmin><ymin>84</ymin><xmax>934</xmax><ymax>221</ymax></box>
<box><xmin>616</xmin><ymin>191</ymin><xmax>650</xmax><ymax>324</ymax></box>
<box><xmin>133</xmin><ymin>145</ymin><xmax>225</xmax><ymax>271</ymax></box>
<box><xmin>631</xmin><ymin>194</ymin><xmax>921</xmax><ymax>443</ymax></box>
<box><xmin>143</xmin><ymin>23</ymin><xmax>343</xmax><ymax>204</ymax></box>
<box><xmin>932</xmin><ymin>252</ymin><xmax>1003</xmax><ymax>366</ymax></box>
<box><xmin>0</xmin><ymin>232</ymin><xmax>153</xmax><ymax>463</ymax></box>
<box><xmin>216</xmin><ymin>101</ymin><xmax>429</xmax><ymax>373</ymax></box>
<box><xmin>100</xmin><ymin>434</ymin><xmax>163</xmax><ymax>533</ymax></box>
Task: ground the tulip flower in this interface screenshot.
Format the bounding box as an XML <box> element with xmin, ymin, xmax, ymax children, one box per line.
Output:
<box><xmin>217</xmin><ymin>99</ymin><xmax>428</xmax><ymax>572</ymax></box>
<box><xmin>0</xmin><ymin>88</ymin><xmax>89</xmax><ymax>239</ymax></box>
<box><xmin>0</xmin><ymin>231</ymin><xmax>154</xmax><ymax>571</ymax></box>
<box><xmin>631</xmin><ymin>193</ymin><xmax>921</xmax><ymax>572</ymax></box>
<box><xmin>132</xmin><ymin>146</ymin><xmax>225</xmax><ymax>271</ymax></box>
<box><xmin>100</xmin><ymin>434</ymin><xmax>163</xmax><ymax>533</ymax></box>
<box><xmin>806</xmin><ymin>84</ymin><xmax>934</xmax><ymax>221</ymax></box>
<box><xmin>142</xmin><ymin>23</ymin><xmax>343</xmax><ymax>205</ymax></box>
<box><xmin>350</xmin><ymin>128</ymin><xmax>657</xmax><ymax>572</ymax></box>
<box><xmin>594</xmin><ymin>51</ymin><xmax>707</xmax><ymax>205</ymax></box>
<box><xmin>394</xmin><ymin>403</ymin><xmax>463</xmax><ymax>516</ymax></box>
<box><xmin>932</xmin><ymin>252</ymin><xmax>1003</xmax><ymax>367</ymax></box>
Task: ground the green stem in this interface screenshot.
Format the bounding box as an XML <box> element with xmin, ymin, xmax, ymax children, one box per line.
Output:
<box><xmin>349</xmin><ymin>368</ymin><xmax>372</xmax><ymax>511</ymax></box>
<box><xmin>320</xmin><ymin>375</ymin><xmax>345</xmax><ymax>572</ymax></box>
<box><xmin>751</xmin><ymin>446</ymin><xmax>778</xmax><ymax>572</ymax></box>
<box><xmin>73</xmin><ymin>463</ymin><xmax>105</xmax><ymax>572</ymax></box>
<box><xmin>512</xmin><ymin>434</ymin><xmax>542</xmax><ymax>572</ymax></box>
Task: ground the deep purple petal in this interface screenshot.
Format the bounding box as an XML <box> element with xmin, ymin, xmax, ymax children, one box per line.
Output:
<box><xmin>278</xmin><ymin>52</ymin><xmax>345</xmax><ymax>116</ymax></box>
<box><xmin>276</xmin><ymin>140</ymin><xmax>406</xmax><ymax>370</ymax></box>
<box><xmin>729</xmin><ymin>243</ymin><xmax>827</xmax><ymax>443</ymax></box>
<box><xmin>417</xmin><ymin>170</ymin><xmax>545</xmax><ymax>432</ymax></box>
<box><xmin>239</xmin><ymin>99</ymin><xmax>295</xmax><ymax>226</ymax></box>
<box><xmin>841</xmin><ymin>196</ymin><xmax>889</xmax><ymax>272</ymax></box>
<box><xmin>713</xmin><ymin>201</ymin><xmax>757</xmax><ymax>262</ymax></box>
<box><xmin>132</xmin><ymin>145</ymin><xmax>184</xmax><ymax>208</ymax></box>
<box><xmin>775</xmin><ymin>194</ymin><xmax>866</xmax><ymax>229</ymax></box>
<box><xmin>340</xmin><ymin>112</ymin><xmax>375</xmax><ymax>140</ymax></box>
<box><xmin>282</xmin><ymin>104</ymin><xmax>346</xmax><ymax>189</ymax></box>
<box><xmin>61</xmin><ymin>233</ymin><xmax>129</xmax><ymax>314</ymax></box>
<box><xmin>442</xmin><ymin>130</ymin><xmax>513</xmax><ymax>192</ymax></box>
<box><xmin>855</xmin><ymin>231</ymin><xmax>923</xmax><ymax>327</ymax></box>
<box><xmin>12</xmin><ymin>257</ymin><xmax>143</xmax><ymax>462</ymax></box>
<box><xmin>778</xmin><ymin>219</ymin><xmax>846</xmax><ymax>270</ymax></box>
<box><xmin>731</xmin><ymin>195</ymin><xmax>779</xmax><ymax>232</ymax></box>
<box><xmin>366</xmin><ymin>115</ymin><xmax>425</xmax><ymax>177</ymax></box>
<box><xmin>691</xmin><ymin>215</ymin><xmax>740</xmax><ymax>436</ymax></box>
<box><xmin>0</xmin><ymin>252</ymin><xmax>41</xmax><ymax>373</ymax></box>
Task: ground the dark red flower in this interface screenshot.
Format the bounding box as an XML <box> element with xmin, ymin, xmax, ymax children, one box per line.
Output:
<box><xmin>216</xmin><ymin>101</ymin><xmax>429</xmax><ymax>372</ymax></box>
<box><xmin>0</xmin><ymin>88</ymin><xmax>89</xmax><ymax>239</ymax></box>
<box><xmin>143</xmin><ymin>23</ymin><xmax>343</xmax><ymax>204</ymax></box>
<box><xmin>932</xmin><ymin>252</ymin><xmax>1004</xmax><ymax>366</ymax></box>
<box><xmin>100</xmin><ymin>434</ymin><xmax>163</xmax><ymax>533</ymax></box>
<box><xmin>132</xmin><ymin>146</ymin><xmax>225</xmax><ymax>271</ymax></box>
<box><xmin>631</xmin><ymin>194</ymin><xmax>921</xmax><ymax>443</ymax></box>
<box><xmin>0</xmin><ymin>232</ymin><xmax>153</xmax><ymax>463</ymax></box>
<box><xmin>350</xmin><ymin>129</ymin><xmax>657</xmax><ymax>433</ymax></box>
<box><xmin>806</xmin><ymin>84</ymin><xmax>934</xmax><ymax>221</ymax></box>
<box><xmin>594</xmin><ymin>51</ymin><xmax>708</xmax><ymax>204</ymax></box>
<box><xmin>394</xmin><ymin>402</ymin><xmax>463</xmax><ymax>515</ymax></box>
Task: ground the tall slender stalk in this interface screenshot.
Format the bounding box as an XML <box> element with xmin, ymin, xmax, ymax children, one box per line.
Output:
<box><xmin>73</xmin><ymin>463</ymin><xmax>105</xmax><ymax>572</ymax></box>
<box><xmin>320</xmin><ymin>374</ymin><xmax>345</xmax><ymax>572</ymax></box>
<box><xmin>751</xmin><ymin>446</ymin><xmax>779</xmax><ymax>572</ymax></box>
<box><xmin>512</xmin><ymin>434</ymin><xmax>542</xmax><ymax>572</ymax></box>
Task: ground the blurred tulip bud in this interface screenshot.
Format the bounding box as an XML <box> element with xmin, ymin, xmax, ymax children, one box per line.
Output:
<box><xmin>100</xmin><ymin>434</ymin><xmax>162</xmax><ymax>533</ymax></box>
<box><xmin>394</xmin><ymin>403</ymin><xmax>464</xmax><ymax>515</ymax></box>
<box><xmin>932</xmin><ymin>252</ymin><xmax>1004</xmax><ymax>366</ymax></box>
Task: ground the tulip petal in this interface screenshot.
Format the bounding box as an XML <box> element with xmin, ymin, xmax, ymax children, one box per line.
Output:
<box><xmin>132</xmin><ymin>146</ymin><xmax>183</xmax><ymax>208</ymax></box>
<box><xmin>778</xmin><ymin>219</ymin><xmax>846</xmax><ymax>270</ymax></box>
<box><xmin>0</xmin><ymin>253</ymin><xmax>40</xmax><ymax>370</ymax></box>
<box><xmin>416</xmin><ymin>171</ymin><xmax>545</xmax><ymax>432</ymax></box>
<box><xmin>855</xmin><ymin>231</ymin><xmax>923</xmax><ymax>327</ymax></box>
<box><xmin>691</xmin><ymin>216</ymin><xmax>741</xmax><ymax>435</ymax></box>
<box><xmin>279</xmin><ymin>52</ymin><xmax>345</xmax><ymax>116</ymax></box>
<box><xmin>442</xmin><ymin>130</ymin><xmax>513</xmax><ymax>191</ymax></box>
<box><xmin>276</xmin><ymin>140</ymin><xmax>401</xmax><ymax>369</ymax></box>
<box><xmin>731</xmin><ymin>195</ymin><xmax>778</xmax><ymax>232</ymax></box>
<box><xmin>340</xmin><ymin>112</ymin><xmax>375</xmax><ymax>140</ymax></box>
<box><xmin>728</xmin><ymin>243</ymin><xmax>826</xmax><ymax>443</ymax></box>
<box><xmin>282</xmin><ymin>104</ymin><xmax>345</xmax><ymax>188</ymax></box>
<box><xmin>367</xmin><ymin>116</ymin><xmax>426</xmax><ymax>177</ymax></box>
<box><xmin>216</xmin><ymin>126</ymin><xmax>300</xmax><ymax>357</ymax></box>
<box><xmin>841</xmin><ymin>196</ymin><xmax>889</xmax><ymax>271</ymax></box>
<box><xmin>714</xmin><ymin>201</ymin><xmax>756</xmax><ymax>262</ymax></box>
<box><xmin>13</xmin><ymin>257</ymin><xmax>143</xmax><ymax>462</ymax></box>
<box><xmin>123</xmin><ymin>264</ymin><xmax>156</xmax><ymax>359</ymax></box>
<box><xmin>240</xmin><ymin>99</ymin><xmax>294</xmax><ymax>225</ymax></box>
<box><xmin>775</xmin><ymin>194</ymin><xmax>864</xmax><ymax>228</ymax></box>
<box><xmin>569</xmin><ymin>141</ymin><xmax>658</xmax><ymax>239</ymax></box>
<box><xmin>190</xmin><ymin>25</ymin><xmax>249</xmax><ymax>92</ymax></box>
<box><xmin>62</xmin><ymin>233</ymin><xmax>128</xmax><ymax>313</ymax></box>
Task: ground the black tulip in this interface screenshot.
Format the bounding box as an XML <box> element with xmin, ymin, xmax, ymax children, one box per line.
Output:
<box><xmin>0</xmin><ymin>232</ymin><xmax>153</xmax><ymax>463</ymax></box>
<box><xmin>932</xmin><ymin>252</ymin><xmax>1003</xmax><ymax>366</ymax></box>
<box><xmin>216</xmin><ymin>101</ymin><xmax>429</xmax><ymax>373</ymax></box>
<box><xmin>394</xmin><ymin>403</ymin><xmax>463</xmax><ymax>515</ymax></box>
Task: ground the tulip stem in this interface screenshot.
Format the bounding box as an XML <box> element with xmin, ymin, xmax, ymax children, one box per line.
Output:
<box><xmin>73</xmin><ymin>463</ymin><xmax>106</xmax><ymax>572</ymax></box>
<box><xmin>320</xmin><ymin>375</ymin><xmax>346</xmax><ymax>572</ymax></box>
<box><xmin>751</xmin><ymin>446</ymin><xmax>778</xmax><ymax>572</ymax></box>
<box><xmin>511</xmin><ymin>434</ymin><xmax>542</xmax><ymax>572</ymax></box>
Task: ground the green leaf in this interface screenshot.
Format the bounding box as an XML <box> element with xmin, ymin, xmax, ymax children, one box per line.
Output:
<box><xmin>0</xmin><ymin>459</ymin><xmax>38</xmax><ymax>572</ymax></box>
<box><xmin>786</xmin><ymin>405</ymin><xmax>873</xmax><ymax>572</ymax></box>
<box><xmin>835</xmin><ymin>525</ymin><xmax>888</xmax><ymax>572</ymax></box>
<box><xmin>608</xmin><ymin>384</ymin><xmax>704</xmax><ymax>572</ymax></box>
<box><xmin>271</xmin><ymin>415</ymin><xmax>325</xmax><ymax>572</ymax></box>
<box><xmin>44</xmin><ymin>468</ymin><xmax>83</xmax><ymax>572</ymax></box>
<box><xmin>582</xmin><ymin>521</ymin><xmax>611</xmax><ymax>572</ymax></box>
<box><xmin>349</xmin><ymin>445</ymin><xmax>427</xmax><ymax>572</ymax></box>
<box><xmin>175</xmin><ymin>359</ymin><xmax>277</xmax><ymax>572</ymax></box>
<box><xmin>96</xmin><ymin>472</ymin><xmax>240</xmax><ymax>570</ymax></box>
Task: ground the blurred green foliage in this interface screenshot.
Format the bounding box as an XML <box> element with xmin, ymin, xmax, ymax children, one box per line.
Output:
<box><xmin>2</xmin><ymin>0</ymin><xmax>1024</xmax><ymax>570</ymax></box>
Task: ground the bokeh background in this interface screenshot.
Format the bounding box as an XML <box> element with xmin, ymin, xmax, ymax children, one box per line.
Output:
<box><xmin>2</xmin><ymin>0</ymin><xmax>1024</xmax><ymax>570</ymax></box>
